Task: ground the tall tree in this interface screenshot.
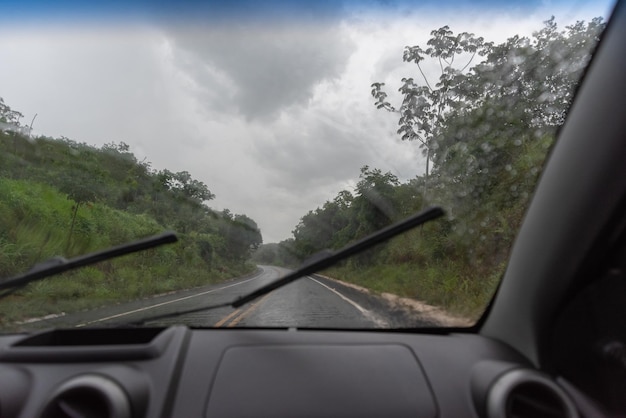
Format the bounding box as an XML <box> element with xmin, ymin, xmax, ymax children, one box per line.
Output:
<box><xmin>371</xmin><ymin>26</ymin><xmax>492</xmax><ymax>180</ymax></box>
<box><xmin>371</xmin><ymin>18</ymin><xmax>604</xmax><ymax>184</ymax></box>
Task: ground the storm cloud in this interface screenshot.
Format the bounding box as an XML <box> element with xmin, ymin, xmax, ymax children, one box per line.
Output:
<box><xmin>167</xmin><ymin>23</ymin><xmax>354</xmax><ymax>120</ymax></box>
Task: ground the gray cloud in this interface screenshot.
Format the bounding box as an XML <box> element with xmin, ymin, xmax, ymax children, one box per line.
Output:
<box><xmin>166</xmin><ymin>23</ymin><xmax>354</xmax><ymax>120</ymax></box>
<box><xmin>254</xmin><ymin>117</ymin><xmax>369</xmax><ymax>190</ymax></box>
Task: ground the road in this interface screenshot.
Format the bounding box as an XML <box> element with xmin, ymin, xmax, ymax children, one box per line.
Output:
<box><xmin>31</xmin><ymin>266</ymin><xmax>387</xmax><ymax>329</ymax></box>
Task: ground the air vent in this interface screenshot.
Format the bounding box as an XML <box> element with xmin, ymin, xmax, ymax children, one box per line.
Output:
<box><xmin>486</xmin><ymin>369</ymin><xmax>578</xmax><ymax>418</ymax></box>
<box><xmin>39</xmin><ymin>374</ymin><xmax>131</xmax><ymax>418</ymax></box>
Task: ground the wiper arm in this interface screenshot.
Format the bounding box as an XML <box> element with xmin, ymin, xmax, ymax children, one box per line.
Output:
<box><xmin>231</xmin><ymin>206</ymin><xmax>444</xmax><ymax>308</ymax></box>
<box><xmin>0</xmin><ymin>231</ymin><xmax>178</xmax><ymax>297</ymax></box>
<box><xmin>130</xmin><ymin>207</ymin><xmax>443</xmax><ymax>326</ymax></box>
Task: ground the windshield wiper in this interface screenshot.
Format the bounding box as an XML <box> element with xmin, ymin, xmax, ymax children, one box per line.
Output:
<box><xmin>132</xmin><ymin>206</ymin><xmax>444</xmax><ymax>325</ymax></box>
<box><xmin>0</xmin><ymin>231</ymin><xmax>178</xmax><ymax>299</ymax></box>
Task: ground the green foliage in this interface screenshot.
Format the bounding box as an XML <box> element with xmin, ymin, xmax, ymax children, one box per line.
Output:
<box><xmin>0</xmin><ymin>115</ymin><xmax>262</xmax><ymax>324</ymax></box>
<box><xmin>292</xmin><ymin>17</ymin><xmax>603</xmax><ymax>319</ymax></box>
<box><xmin>217</xmin><ymin>211</ymin><xmax>263</xmax><ymax>262</ymax></box>
<box><xmin>0</xmin><ymin>98</ymin><xmax>24</xmax><ymax>127</ymax></box>
<box><xmin>0</xmin><ymin>127</ymin><xmax>259</xmax><ymax>261</ymax></box>
<box><xmin>371</xmin><ymin>17</ymin><xmax>604</xmax><ymax>179</ymax></box>
<box><xmin>156</xmin><ymin>169</ymin><xmax>215</xmax><ymax>203</ymax></box>
<box><xmin>352</xmin><ymin>166</ymin><xmax>400</xmax><ymax>235</ymax></box>
<box><xmin>251</xmin><ymin>240</ymin><xmax>300</xmax><ymax>267</ymax></box>
<box><xmin>291</xmin><ymin>166</ymin><xmax>404</xmax><ymax>259</ymax></box>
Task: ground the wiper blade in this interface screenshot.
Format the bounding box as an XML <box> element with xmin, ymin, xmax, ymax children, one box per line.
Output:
<box><xmin>231</xmin><ymin>206</ymin><xmax>444</xmax><ymax>308</ymax></box>
<box><xmin>0</xmin><ymin>231</ymin><xmax>178</xmax><ymax>297</ymax></box>
<box><xmin>130</xmin><ymin>207</ymin><xmax>443</xmax><ymax>326</ymax></box>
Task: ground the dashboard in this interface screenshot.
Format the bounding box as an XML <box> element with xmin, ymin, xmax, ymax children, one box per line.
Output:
<box><xmin>0</xmin><ymin>326</ymin><xmax>582</xmax><ymax>418</ymax></box>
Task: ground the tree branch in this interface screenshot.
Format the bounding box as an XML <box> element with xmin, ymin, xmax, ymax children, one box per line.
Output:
<box><xmin>416</xmin><ymin>62</ymin><xmax>433</xmax><ymax>91</ymax></box>
<box><xmin>460</xmin><ymin>51</ymin><xmax>477</xmax><ymax>72</ymax></box>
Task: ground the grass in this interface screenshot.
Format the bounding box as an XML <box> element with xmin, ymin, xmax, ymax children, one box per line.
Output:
<box><xmin>321</xmin><ymin>217</ymin><xmax>512</xmax><ymax>321</ymax></box>
<box><xmin>326</xmin><ymin>259</ymin><xmax>503</xmax><ymax>320</ymax></box>
<box><xmin>0</xmin><ymin>255</ymin><xmax>257</xmax><ymax>327</ymax></box>
<box><xmin>0</xmin><ymin>178</ymin><xmax>257</xmax><ymax>327</ymax></box>
<box><xmin>317</xmin><ymin>133</ymin><xmax>552</xmax><ymax>320</ymax></box>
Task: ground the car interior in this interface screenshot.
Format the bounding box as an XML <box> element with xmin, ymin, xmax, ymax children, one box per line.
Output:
<box><xmin>0</xmin><ymin>1</ymin><xmax>624</xmax><ymax>417</ymax></box>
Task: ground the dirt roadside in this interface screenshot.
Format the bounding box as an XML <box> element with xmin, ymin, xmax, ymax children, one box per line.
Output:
<box><xmin>312</xmin><ymin>273</ymin><xmax>473</xmax><ymax>328</ymax></box>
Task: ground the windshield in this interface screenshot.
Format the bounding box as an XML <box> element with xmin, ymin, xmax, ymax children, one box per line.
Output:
<box><xmin>0</xmin><ymin>0</ymin><xmax>614</xmax><ymax>331</ymax></box>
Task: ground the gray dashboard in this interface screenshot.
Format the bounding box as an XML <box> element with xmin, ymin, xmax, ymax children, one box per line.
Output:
<box><xmin>0</xmin><ymin>326</ymin><xmax>540</xmax><ymax>417</ymax></box>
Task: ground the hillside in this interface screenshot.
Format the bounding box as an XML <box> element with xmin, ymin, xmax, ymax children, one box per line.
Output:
<box><xmin>0</xmin><ymin>100</ymin><xmax>262</xmax><ymax>323</ymax></box>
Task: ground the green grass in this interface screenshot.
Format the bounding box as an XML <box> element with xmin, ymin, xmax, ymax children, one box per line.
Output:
<box><xmin>326</xmin><ymin>259</ymin><xmax>503</xmax><ymax>320</ymax></box>
<box><xmin>321</xmin><ymin>219</ymin><xmax>512</xmax><ymax>321</ymax></box>
<box><xmin>0</xmin><ymin>177</ymin><xmax>256</xmax><ymax>326</ymax></box>
<box><xmin>0</xmin><ymin>253</ymin><xmax>256</xmax><ymax>327</ymax></box>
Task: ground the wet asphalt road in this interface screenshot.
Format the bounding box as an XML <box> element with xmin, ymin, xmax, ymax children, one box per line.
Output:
<box><xmin>29</xmin><ymin>266</ymin><xmax>379</xmax><ymax>329</ymax></box>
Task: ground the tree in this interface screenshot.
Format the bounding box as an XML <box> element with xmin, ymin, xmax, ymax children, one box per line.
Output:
<box><xmin>57</xmin><ymin>173</ymin><xmax>100</xmax><ymax>253</ymax></box>
<box><xmin>291</xmin><ymin>166</ymin><xmax>401</xmax><ymax>261</ymax></box>
<box><xmin>0</xmin><ymin>97</ymin><xmax>24</xmax><ymax>127</ymax></box>
<box><xmin>351</xmin><ymin>166</ymin><xmax>399</xmax><ymax>236</ymax></box>
<box><xmin>371</xmin><ymin>26</ymin><xmax>492</xmax><ymax>180</ymax></box>
<box><xmin>218</xmin><ymin>212</ymin><xmax>263</xmax><ymax>262</ymax></box>
<box><xmin>0</xmin><ymin>98</ymin><xmax>30</xmax><ymax>156</ymax></box>
<box><xmin>291</xmin><ymin>189</ymin><xmax>356</xmax><ymax>257</ymax></box>
<box><xmin>156</xmin><ymin>169</ymin><xmax>215</xmax><ymax>204</ymax></box>
<box><xmin>457</xmin><ymin>17</ymin><xmax>604</xmax><ymax>141</ymax></box>
<box><xmin>371</xmin><ymin>18</ymin><xmax>604</xmax><ymax>184</ymax></box>
<box><xmin>252</xmin><ymin>240</ymin><xmax>301</xmax><ymax>267</ymax></box>
<box><xmin>426</xmin><ymin>17</ymin><xmax>606</xmax><ymax>213</ymax></box>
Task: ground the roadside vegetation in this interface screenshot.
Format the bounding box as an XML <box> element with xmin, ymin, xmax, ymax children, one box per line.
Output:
<box><xmin>0</xmin><ymin>106</ymin><xmax>262</xmax><ymax>325</ymax></box>
<box><xmin>253</xmin><ymin>17</ymin><xmax>605</xmax><ymax>319</ymax></box>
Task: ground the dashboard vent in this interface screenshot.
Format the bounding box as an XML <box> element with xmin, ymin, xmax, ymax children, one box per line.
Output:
<box><xmin>486</xmin><ymin>369</ymin><xmax>578</xmax><ymax>418</ymax></box>
<box><xmin>507</xmin><ymin>381</ymin><xmax>569</xmax><ymax>418</ymax></box>
<box><xmin>39</xmin><ymin>374</ymin><xmax>131</xmax><ymax>418</ymax></box>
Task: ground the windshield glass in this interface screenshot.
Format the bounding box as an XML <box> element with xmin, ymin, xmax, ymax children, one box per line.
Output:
<box><xmin>0</xmin><ymin>0</ymin><xmax>614</xmax><ymax>331</ymax></box>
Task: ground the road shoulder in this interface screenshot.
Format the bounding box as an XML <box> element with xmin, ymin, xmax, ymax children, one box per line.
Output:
<box><xmin>311</xmin><ymin>273</ymin><xmax>473</xmax><ymax>328</ymax></box>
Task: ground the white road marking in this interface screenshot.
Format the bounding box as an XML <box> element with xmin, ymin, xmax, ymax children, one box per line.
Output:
<box><xmin>307</xmin><ymin>276</ymin><xmax>389</xmax><ymax>328</ymax></box>
<box><xmin>76</xmin><ymin>276</ymin><xmax>260</xmax><ymax>327</ymax></box>
<box><xmin>307</xmin><ymin>276</ymin><xmax>368</xmax><ymax>313</ymax></box>
<box><xmin>17</xmin><ymin>312</ymin><xmax>66</xmax><ymax>325</ymax></box>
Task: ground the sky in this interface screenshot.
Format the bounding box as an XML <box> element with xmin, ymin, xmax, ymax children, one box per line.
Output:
<box><xmin>0</xmin><ymin>0</ymin><xmax>614</xmax><ymax>243</ymax></box>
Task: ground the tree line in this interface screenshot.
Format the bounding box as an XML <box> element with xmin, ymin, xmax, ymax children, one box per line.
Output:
<box><xmin>253</xmin><ymin>17</ymin><xmax>604</xmax><ymax>316</ymax></box>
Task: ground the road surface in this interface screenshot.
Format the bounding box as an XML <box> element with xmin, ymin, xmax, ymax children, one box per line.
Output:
<box><xmin>30</xmin><ymin>266</ymin><xmax>390</xmax><ymax>329</ymax></box>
